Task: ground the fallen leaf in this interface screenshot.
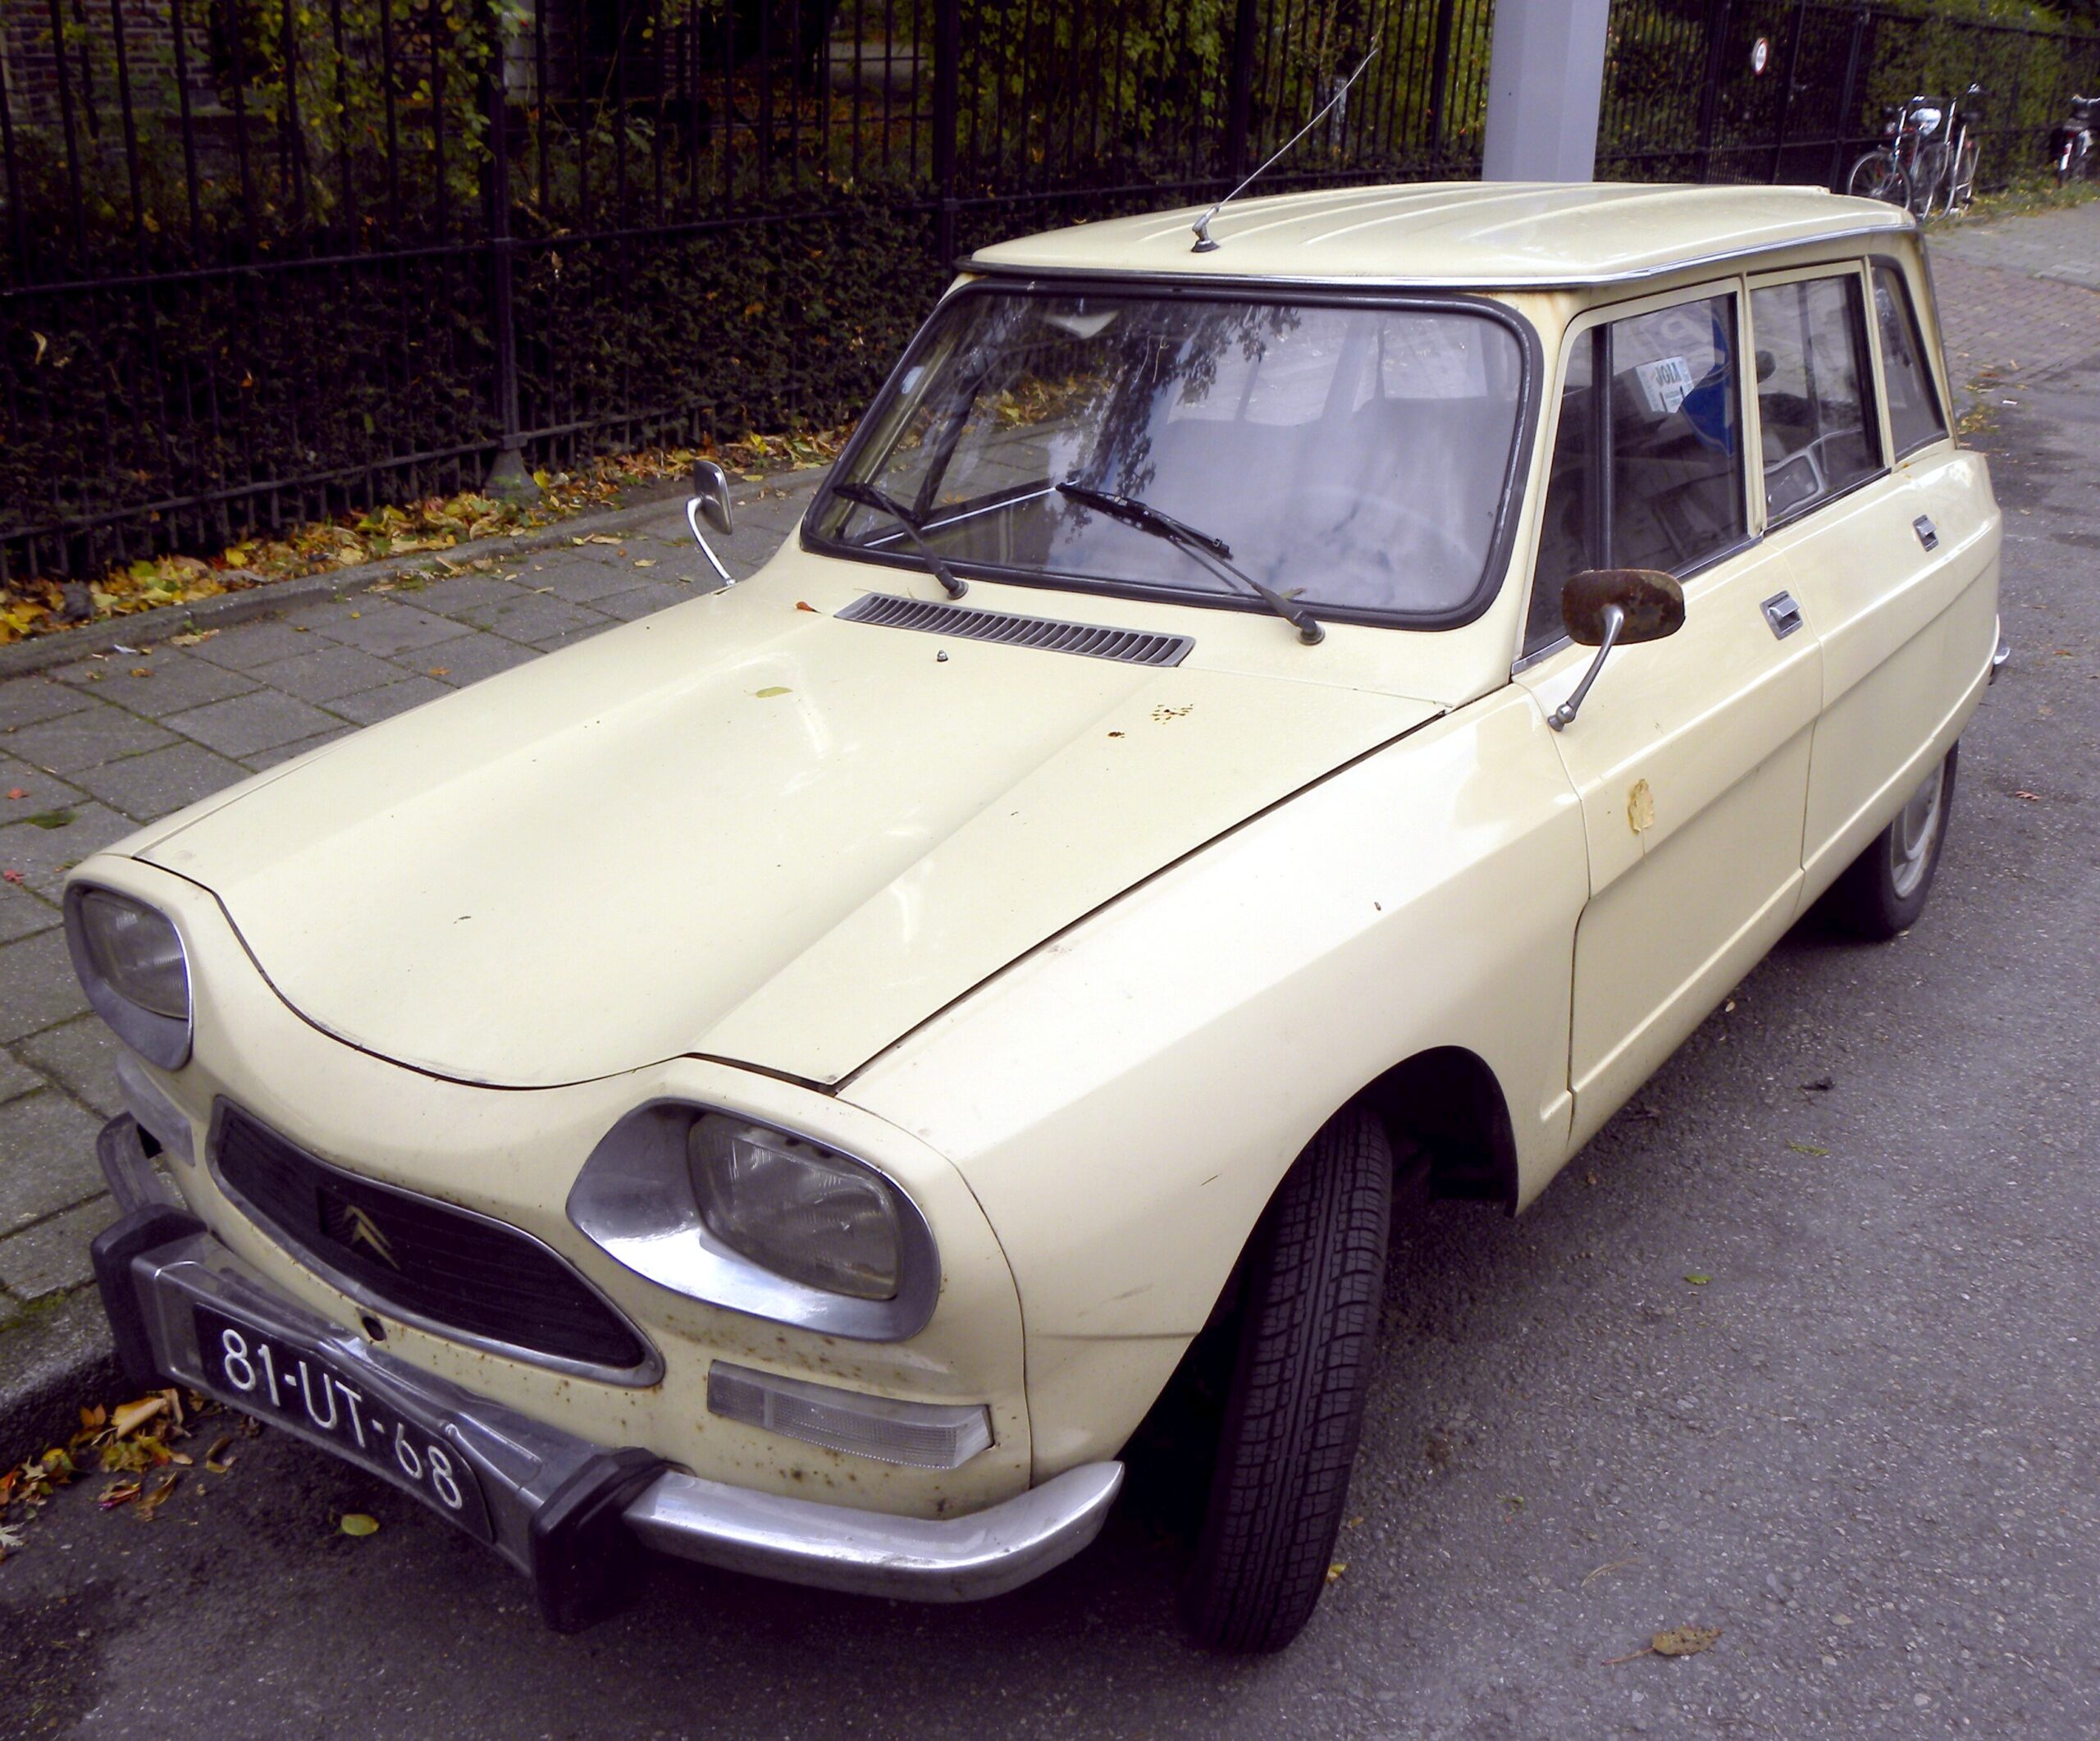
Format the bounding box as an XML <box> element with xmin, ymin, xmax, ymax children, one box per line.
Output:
<box><xmin>1684</xmin><ymin>1273</ymin><xmax>1711</xmax><ymax>1286</ymax></box>
<box><xmin>633</xmin><ymin>558</ymin><xmax>657</xmax><ymax>568</ymax></box>
<box><xmin>1652</xmin><ymin>1624</ymin><xmax>1722</xmax><ymax>1656</ymax></box>
<box><xmin>169</xmin><ymin>630</ymin><xmax>218</xmax><ymax>647</ymax></box>
<box><xmin>1801</xmin><ymin>1075</ymin><xmax>1834</xmax><ymax>1092</ymax></box>
<box><xmin>340</xmin><ymin>1512</ymin><xmax>380</xmax><ymax>1538</ymax></box>
<box><xmin>98</xmin><ymin>1479</ymin><xmax>142</xmax><ymax>1510</ymax></box>
<box><xmin>754</xmin><ymin>686</ymin><xmax>792</xmax><ymax>698</ymax></box>
<box><xmin>1325</xmin><ymin>1562</ymin><xmax>1348</xmax><ymax>1583</ymax></box>
<box><xmin>130</xmin><ymin>666</ymin><xmax>152</xmax><ymax>678</ymax></box>
<box><xmin>2</xmin><ymin>870</ymin><xmax>22</xmax><ymax>884</ymax></box>
<box><xmin>2015</xmin><ymin>790</ymin><xmax>2042</xmax><ymax>802</ymax></box>
<box><xmin>24</xmin><ymin>809</ymin><xmax>74</xmax><ymax>829</ymax></box>
<box><xmin>111</xmin><ymin>1395</ymin><xmax>168</xmax><ymax>1438</ymax></box>
<box><xmin>1787</xmin><ymin>1142</ymin><xmax>1828</xmax><ymax>1156</ymax></box>
<box><xmin>795</xmin><ymin>601</ymin><xmax>817</xmax><ymax>612</ymax></box>
<box><xmin>5</xmin><ymin>788</ymin><xmax>25</xmax><ymax>801</ymax></box>
<box><xmin>427</xmin><ymin>668</ymin><xmax>450</xmax><ymax>679</ymax></box>
<box><xmin>134</xmin><ymin>1473</ymin><xmax>180</xmax><ymax>1520</ymax></box>
<box><xmin>585</xmin><ymin>534</ymin><xmax>621</xmax><ymax>546</ymax></box>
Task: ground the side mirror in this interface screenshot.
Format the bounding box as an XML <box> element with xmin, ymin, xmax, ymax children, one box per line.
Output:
<box><xmin>1550</xmin><ymin>569</ymin><xmax>1685</xmax><ymax>731</ymax></box>
<box><xmin>691</xmin><ymin>459</ymin><xmax>734</xmax><ymax>536</ymax></box>
<box><xmin>685</xmin><ymin>459</ymin><xmax>735</xmax><ymax>587</ymax></box>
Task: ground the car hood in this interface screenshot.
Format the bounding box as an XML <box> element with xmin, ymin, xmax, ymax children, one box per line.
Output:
<box><xmin>139</xmin><ymin>579</ymin><xmax>1437</xmax><ymax>1087</ymax></box>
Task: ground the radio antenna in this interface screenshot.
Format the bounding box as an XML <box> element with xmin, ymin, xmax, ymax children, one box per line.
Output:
<box><xmin>1191</xmin><ymin>43</ymin><xmax>1381</xmax><ymax>254</ymax></box>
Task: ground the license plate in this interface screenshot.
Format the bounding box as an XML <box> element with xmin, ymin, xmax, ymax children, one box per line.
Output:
<box><xmin>192</xmin><ymin>1304</ymin><xmax>491</xmax><ymax>1541</ymax></box>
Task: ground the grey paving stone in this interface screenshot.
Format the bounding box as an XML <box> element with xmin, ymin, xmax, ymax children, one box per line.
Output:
<box><xmin>248</xmin><ymin>642</ymin><xmax>407</xmax><ymax>703</ymax></box>
<box><xmin>2</xmin><ymin>705</ymin><xmax>177</xmax><ymax>775</ymax></box>
<box><xmin>16</xmin><ymin>1017</ymin><xmax>121</xmax><ymax>1118</ymax></box>
<box><xmin>0</xmin><ymin>1090</ymin><xmax>106</xmax><ymax>1230</ymax></box>
<box><xmin>411</xmin><ymin>573</ymin><xmax>527</xmax><ymax>618</ymax></box>
<box><xmin>70</xmin><ymin>741</ymin><xmax>249</xmax><ymax>822</ymax></box>
<box><xmin>0</xmin><ymin>803</ymin><xmax>139</xmax><ymax>896</ymax></box>
<box><xmin>0</xmin><ymin>1196</ymin><xmax>116</xmax><ymax>1300</ymax></box>
<box><xmin>532</xmin><ymin>620</ymin><xmax>621</xmax><ymax>653</ymax></box>
<box><xmin>527</xmin><ymin>560</ymin><xmax>660</xmax><ymax>605</ymax></box>
<box><xmin>598</xmin><ymin>583</ymin><xmax>688</xmax><ymax>622</ymax></box>
<box><xmin>0</xmin><ymin>929</ymin><xmax>88</xmax><ymax>1042</ymax></box>
<box><xmin>421</xmin><ymin>634</ymin><xmax>541</xmax><ymax>688</ymax></box>
<box><xmin>305</xmin><ymin>600</ymin><xmax>472</xmax><ymax>656</ymax></box>
<box><xmin>325</xmin><ymin>677</ymin><xmax>452</xmax><ymax>725</ymax></box>
<box><xmin>188</xmin><ymin>620</ymin><xmax>323</xmax><ymax>669</ymax></box>
<box><xmin>62</xmin><ymin>651</ymin><xmax>258</xmax><ymax>720</ymax></box>
<box><xmin>0</xmin><ymin>884</ymin><xmax>61</xmax><ymax>945</ymax></box>
<box><xmin>459</xmin><ymin>592</ymin><xmax>609</xmax><ymax>645</ymax></box>
<box><xmin>164</xmin><ymin>688</ymin><xmax>344</xmax><ymax>757</ymax></box>
<box><xmin>0</xmin><ymin>1051</ymin><xmax>43</xmax><ymax>1104</ymax></box>
<box><xmin>0</xmin><ymin>752</ymin><xmax>89</xmax><ymax>813</ymax></box>
<box><xmin>239</xmin><ymin>726</ymin><xmax>356</xmax><ymax>774</ymax></box>
<box><xmin>0</xmin><ymin>677</ymin><xmax>97</xmax><ymax>731</ymax></box>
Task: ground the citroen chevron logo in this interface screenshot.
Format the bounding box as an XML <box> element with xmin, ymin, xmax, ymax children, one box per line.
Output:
<box><xmin>334</xmin><ymin>1200</ymin><xmax>399</xmax><ymax>1270</ymax></box>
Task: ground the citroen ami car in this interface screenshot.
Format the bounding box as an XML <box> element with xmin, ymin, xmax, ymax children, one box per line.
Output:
<box><xmin>74</xmin><ymin>183</ymin><xmax>1999</xmax><ymax>1652</ymax></box>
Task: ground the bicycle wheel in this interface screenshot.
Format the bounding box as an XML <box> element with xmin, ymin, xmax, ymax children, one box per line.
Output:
<box><xmin>1914</xmin><ymin>143</ymin><xmax>1948</xmax><ymax>216</ymax></box>
<box><xmin>1952</xmin><ymin>138</ymin><xmax>1979</xmax><ymax>210</ymax></box>
<box><xmin>1848</xmin><ymin>151</ymin><xmax>1911</xmax><ymax>208</ymax></box>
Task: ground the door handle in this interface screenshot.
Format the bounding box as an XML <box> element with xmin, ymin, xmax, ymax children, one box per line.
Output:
<box><xmin>1761</xmin><ymin>591</ymin><xmax>1805</xmax><ymax>640</ymax></box>
<box><xmin>1914</xmin><ymin>514</ymin><xmax>1939</xmax><ymax>551</ymax></box>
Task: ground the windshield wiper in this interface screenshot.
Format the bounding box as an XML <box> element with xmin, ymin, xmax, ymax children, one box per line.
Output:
<box><xmin>1054</xmin><ymin>481</ymin><xmax>1322</xmax><ymax>645</ymax></box>
<box><xmin>831</xmin><ymin>481</ymin><xmax>967</xmax><ymax>599</ymax></box>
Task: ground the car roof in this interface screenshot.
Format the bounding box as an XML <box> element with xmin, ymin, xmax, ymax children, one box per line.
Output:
<box><xmin>964</xmin><ymin>181</ymin><xmax>1917</xmax><ymax>289</ymax></box>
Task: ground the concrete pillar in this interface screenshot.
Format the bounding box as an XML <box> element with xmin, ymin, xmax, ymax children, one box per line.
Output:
<box><xmin>1481</xmin><ymin>0</ymin><xmax>1613</xmax><ymax>183</ymax></box>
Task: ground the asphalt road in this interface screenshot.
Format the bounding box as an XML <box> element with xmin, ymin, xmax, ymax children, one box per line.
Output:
<box><xmin>3</xmin><ymin>360</ymin><xmax>2098</xmax><ymax>1741</ymax></box>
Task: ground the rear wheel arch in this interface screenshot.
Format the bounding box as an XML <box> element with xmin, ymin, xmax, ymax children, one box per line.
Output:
<box><xmin>1358</xmin><ymin>1044</ymin><xmax>1520</xmax><ymax>1214</ymax></box>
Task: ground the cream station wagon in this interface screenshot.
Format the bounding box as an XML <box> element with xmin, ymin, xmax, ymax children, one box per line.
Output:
<box><xmin>71</xmin><ymin>183</ymin><xmax>1999</xmax><ymax>1652</ymax></box>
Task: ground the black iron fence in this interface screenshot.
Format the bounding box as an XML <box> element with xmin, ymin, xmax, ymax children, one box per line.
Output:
<box><xmin>1599</xmin><ymin>1</ymin><xmax>2100</xmax><ymax>190</ymax></box>
<box><xmin>2</xmin><ymin>0</ymin><xmax>2094</xmax><ymax>583</ymax></box>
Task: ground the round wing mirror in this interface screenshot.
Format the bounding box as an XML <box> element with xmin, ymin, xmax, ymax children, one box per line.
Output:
<box><xmin>691</xmin><ymin>459</ymin><xmax>734</xmax><ymax>537</ymax></box>
<box><xmin>1562</xmin><ymin>568</ymin><xmax>1685</xmax><ymax>647</ymax></box>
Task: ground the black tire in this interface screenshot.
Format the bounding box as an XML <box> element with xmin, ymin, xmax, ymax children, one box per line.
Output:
<box><xmin>1847</xmin><ymin>151</ymin><xmax>1911</xmax><ymax>209</ymax></box>
<box><xmin>1826</xmin><ymin>743</ymin><xmax>1959</xmax><ymax>940</ymax></box>
<box><xmin>1180</xmin><ymin>1106</ymin><xmax>1393</xmax><ymax>1653</ymax></box>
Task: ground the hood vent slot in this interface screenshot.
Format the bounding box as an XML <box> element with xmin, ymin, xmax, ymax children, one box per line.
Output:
<box><xmin>837</xmin><ymin>592</ymin><xmax>1193</xmax><ymax>667</ymax></box>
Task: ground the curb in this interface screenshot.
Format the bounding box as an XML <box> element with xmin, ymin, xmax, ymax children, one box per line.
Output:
<box><xmin>0</xmin><ymin>1288</ymin><xmax>120</xmax><ymax>1466</ymax></box>
<box><xmin>0</xmin><ymin>481</ymin><xmax>702</xmax><ymax>682</ymax></box>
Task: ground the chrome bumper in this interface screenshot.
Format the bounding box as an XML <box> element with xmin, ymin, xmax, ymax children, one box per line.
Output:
<box><xmin>91</xmin><ymin>1115</ymin><xmax>1121</xmax><ymax>1621</ymax></box>
<box><xmin>1993</xmin><ymin>617</ymin><xmax>2010</xmax><ymax>683</ymax></box>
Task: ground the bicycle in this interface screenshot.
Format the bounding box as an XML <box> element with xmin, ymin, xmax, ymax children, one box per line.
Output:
<box><xmin>2056</xmin><ymin>94</ymin><xmax>2098</xmax><ymax>185</ymax></box>
<box><xmin>1933</xmin><ymin>85</ymin><xmax>1984</xmax><ymax>216</ymax></box>
<box><xmin>1847</xmin><ymin>94</ymin><xmax>1967</xmax><ymax>216</ymax></box>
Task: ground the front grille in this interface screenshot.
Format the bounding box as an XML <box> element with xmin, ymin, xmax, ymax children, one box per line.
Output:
<box><xmin>212</xmin><ymin>1104</ymin><xmax>651</xmax><ymax>1374</ymax></box>
<box><xmin>837</xmin><ymin>591</ymin><xmax>1194</xmax><ymax>666</ymax></box>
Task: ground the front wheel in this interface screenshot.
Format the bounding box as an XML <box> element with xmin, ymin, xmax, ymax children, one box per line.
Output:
<box><xmin>1180</xmin><ymin>1106</ymin><xmax>1393</xmax><ymax>1653</ymax></box>
<box><xmin>1826</xmin><ymin>744</ymin><xmax>1959</xmax><ymax>939</ymax></box>
<box><xmin>1847</xmin><ymin>150</ymin><xmax>1911</xmax><ymax>208</ymax></box>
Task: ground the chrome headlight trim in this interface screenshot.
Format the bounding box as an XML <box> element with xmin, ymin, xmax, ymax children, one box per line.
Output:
<box><xmin>63</xmin><ymin>881</ymin><xmax>193</xmax><ymax>1069</ymax></box>
<box><xmin>566</xmin><ymin>1101</ymin><xmax>941</xmax><ymax>1342</ymax></box>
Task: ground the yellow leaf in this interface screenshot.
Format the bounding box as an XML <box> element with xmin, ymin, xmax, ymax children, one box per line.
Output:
<box><xmin>340</xmin><ymin>1513</ymin><xmax>380</xmax><ymax>1537</ymax></box>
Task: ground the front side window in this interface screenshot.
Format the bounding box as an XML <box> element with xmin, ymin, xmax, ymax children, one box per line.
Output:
<box><xmin>1525</xmin><ymin>293</ymin><xmax>1745</xmax><ymax>654</ymax></box>
<box><xmin>808</xmin><ymin>289</ymin><xmax>1532</xmax><ymax>626</ymax></box>
<box><xmin>1751</xmin><ymin>273</ymin><xmax>1882</xmax><ymax>523</ymax></box>
<box><xmin>1872</xmin><ymin>265</ymin><xmax>1948</xmax><ymax>457</ymax></box>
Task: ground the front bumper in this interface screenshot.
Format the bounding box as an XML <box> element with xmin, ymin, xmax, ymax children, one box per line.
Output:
<box><xmin>90</xmin><ymin>1115</ymin><xmax>1122</xmax><ymax>1627</ymax></box>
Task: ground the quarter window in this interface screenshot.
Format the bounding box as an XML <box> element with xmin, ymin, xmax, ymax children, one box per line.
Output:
<box><xmin>1873</xmin><ymin>265</ymin><xmax>1947</xmax><ymax>456</ymax></box>
<box><xmin>1525</xmin><ymin>293</ymin><xmax>1746</xmax><ymax>655</ymax></box>
<box><xmin>1751</xmin><ymin>274</ymin><xmax>1881</xmax><ymax>523</ymax></box>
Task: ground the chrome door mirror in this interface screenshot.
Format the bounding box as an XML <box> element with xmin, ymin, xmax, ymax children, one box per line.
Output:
<box><xmin>691</xmin><ymin>459</ymin><xmax>734</xmax><ymax>536</ymax></box>
<box><xmin>686</xmin><ymin>459</ymin><xmax>735</xmax><ymax>586</ymax></box>
<box><xmin>1550</xmin><ymin>568</ymin><xmax>1685</xmax><ymax>731</ymax></box>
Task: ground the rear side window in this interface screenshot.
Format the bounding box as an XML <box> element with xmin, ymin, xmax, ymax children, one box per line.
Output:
<box><xmin>1525</xmin><ymin>293</ymin><xmax>1746</xmax><ymax>655</ymax></box>
<box><xmin>1751</xmin><ymin>274</ymin><xmax>1882</xmax><ymax>523</ymax></box>
<box><xmin>1873</xmin><ymin>265</ymin><xmax>1947</xmax><ymax>456</ymax></box>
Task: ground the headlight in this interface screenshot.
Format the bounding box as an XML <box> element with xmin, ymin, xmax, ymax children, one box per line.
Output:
<box><xmin>567</xmin><ymin>1103</ymin><xmax>940</xmax><ymax>1340</ymax></box>
<box><xmin>690</xmin><ymin>1116</ymin><xmax>901</xmax><ymax>1300</ymax></box>
<box><xmin>64</xmin><ymin>884</ymin><xmax>192</xmax><ymax>1067</ymax></box>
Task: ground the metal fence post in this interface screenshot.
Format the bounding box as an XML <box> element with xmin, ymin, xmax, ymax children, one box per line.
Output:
<box><xmin>933</xmin><ymin>0</ymin><xmax>961</xmax><ymax>265</ymax></box>
<box><xmin>1769</xmin><ymin>0</ymin><xmax>1809</xmax><ymax>182</ymax></box>
<box><xmin>1828</xmin><ymin>3</ymin><xmax>1871</xmax><ymax>190</ymax></box>
<box><xmin>483</xmin><ymin>7</ymin><xmax>536</xmax><ymax>505</ymax></box>
<box><xmin>1695</xmin><ymin>0</ymin><xmax>1734</xmax><ymax>181</ymax></box>
<box><xmin>1225</xmin><ymin>0</ymin><xmax>1260</xmax><ymax>180</ymax></box>
<box><xmin>1425</xmin><ymin>0</ymin><xmax>1459</xmax><ymax>175</ymax></box>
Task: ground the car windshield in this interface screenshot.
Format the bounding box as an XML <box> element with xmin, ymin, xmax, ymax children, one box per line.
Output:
<box><xmin>807</xmin><ymin>289</ymin><xmax>1530</xmax><ymax>625</ymax></box>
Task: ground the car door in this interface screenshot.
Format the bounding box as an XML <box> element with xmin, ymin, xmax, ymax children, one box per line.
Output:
<box><xmin>1756</xmin><ymin>254</ymin><xmax>2002</xmax><ymax>896</ymax></box>
<box><xmin>1516</xmin><ymin>282</ymin><xmax>1824</xmax><ymax>1152</ymax></box>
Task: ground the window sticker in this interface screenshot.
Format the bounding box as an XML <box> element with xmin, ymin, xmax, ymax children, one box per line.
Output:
<box><xmin>1636</xmin><ymin>354</ymin><xmax>1697</xmax><ymax>415</ymax></box>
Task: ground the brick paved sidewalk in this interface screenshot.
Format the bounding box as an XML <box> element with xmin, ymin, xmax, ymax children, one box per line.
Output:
<box><xmin>0</xmin><ymin>469</ymin><xmax>821</xmax><ymax>1348</ymax></box>
<box><xmin>1</xmin><ymin>197</ymin><xmax>2094</xmax><ymax>1428</ymax></box>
